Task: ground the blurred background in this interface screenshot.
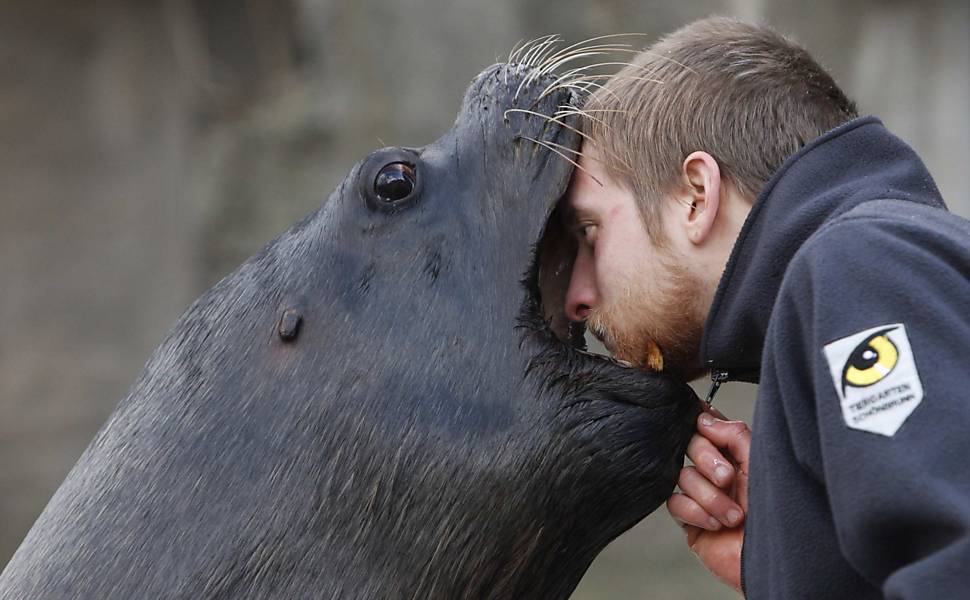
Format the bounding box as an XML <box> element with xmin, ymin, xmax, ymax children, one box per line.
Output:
<box><xmin>1</xmin><ymin>0</ymin><xmax>967</xmax><ymax>597</ymax></box>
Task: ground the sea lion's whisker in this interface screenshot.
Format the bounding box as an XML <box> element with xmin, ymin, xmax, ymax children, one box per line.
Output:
<box><xmin>514</xmin><ymin>36</ymin><xmax>562</xmax><ymax>101</ymax></box>
<box><xmin>511</xmin><ymin>35</ymin><xmax>548</xmax><ymax>68</ymax></box>
<box><xmin>540</xmin><ymin>33</ymin><xmax>649</xmax><ymax>69</ymax></box>
<box><xmin>538</xmin><ymin>59</ymin><xmax>672</xmax><ymax>98</ymax></box>
<box><xmin>554</xmin><ymin>106</ymin><xmax>612</xmax><ymax>130</ymax></box>
<box><xmin>548</xmin><ymin>67</ymin><xmax>664</xmax><ymax>83</ymax></box>
<box><xmin>524</xmin><ymin>37</ymin><xmax>555</xmax><ymax>69</ymax></box>
<box><xmin>550</xmin><ymin>107</ymin><xmax>636</xmax><ymax>173</ymax></box>
<box><xmin>513</xmin><ymin>77</ymin><xmax>530</xmax><ymax>105</ymax></box>
<box><xmin>519</xmin><ymin>35</ymin><xmax>564</xmax><ymax>96</ymax></box>
<box><xmin>567</xmin><ymin>79</ymin><xmax>626</xmax><ymax>102</ymax></box>
<box><xmin>508</xmin><ymin>38</ymin><xmax>526</xmax><ymax>63</ymax></box>
<box><xmin>559</xmin><ymin>107</ymin><xmax>628</xmax><ymax>114</ymax></box>
<box><xmin>531</xmin><ymin>35</ymin><xmax>564</xmax><ymax>70</ymax></box>
<box><xmin>511</xmin><ymin>36</ymin><xmax>694</xmax><ymax>105</ymax></box>
<box><xmin>505</xmin><ymin>108</ymin><xmax>634</xmax><ymax>173</ymax></box>
<box><xmin>553</xmin><ymin>106</ymin><xmax>625</xmax><ymax>135</ymax></box>
<box><xmin>536</xmin><ymin>44</ymin><xmax>633</xmax><ymax>74</ymax></box>
<box><xmin>541</xmin><ymin>80</ymin><xmax>624</xmax><ymax>106</ymax></box>
<box><xmin>550</xmin><ymin>47</ymin><xmax>697</xmax><ymax>74</ymax></box>
<box><xmin>536</xmin><ymin>50</ymin><xmax>645</xmax><ymax>94</ymax></box>
<box><xmin>556</xmin><ymin>60</ymin><xmax>662</xmax><ymax>74</ymax></box>
<box><xmin>510</xmin><ymin>37</ymin><xmax>533</xmax><ymax>65</ymax></box>
<box><xmin>537</xmin><ymin>45</ymin><xmax>639</xmax><ymax>76</ymax></box>
<box><xmin>517</xmin><ymin>135</ymin><xmax>604</xmax><ymax>187</ymax></box>
<box><xmin>544</xmin><ymin>41</ymin><xmax>635</xmax><ymax>59</ymax></box>
<box><xmin>520</xmin><ymin>35</ymin><xmax>554</xmax><ymax>63</ymax></box>
<box><xmin>506</xmin><ymin>38</ymin><xmax>528</xmax><ymax>85</ymax></box>
<box><xmin>527</xmin><ymin>137</ymin><xmax>586</xmax><ymax>158</ymax></box>
<box><xmin>537</xmin><ymin>51</ymin><xmax>616</xmax><ymax>79</ymax></box>
<box><xmin>503</xmin><ymin>109</ymin><xmax>594</xmax><ymax>144</ymax></box>
<box><xmin>542</xmin><ymin>44</ymin><xmax>637</xmax><ymax>71</ymax></box>
<box><xmin>535</xmin><ymin>61</ymin><xmax>660</xmax><ymax>102</ymax></box>
<box><xmin>520</xmin><ymin>34</ymin><xmax>559</xmax><ymax>68</ymax></box>
<box><xmin>569</xmin><ymin>74</ymin><xmax>666</xmax><ymax>86</ymax></box>
<box><xmin>536</xmin><ymin>65</ymin><xmax>592</xmax><ymax>101</ymax></box>
<box><xmin>537</xmin><ymin>35</ymin><xmax>565</xmax><ymax>66</ymax></box>
<box><xmin>537</xmin><ymin>72</ymin><xmax>631</xmax><ymax>102</ymax></box>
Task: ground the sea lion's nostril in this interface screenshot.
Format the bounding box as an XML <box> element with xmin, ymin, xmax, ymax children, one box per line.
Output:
<box><xmin>278</xmin><ymin>308</ymin><xmax>303</xmax><ymax>342</ymax></box>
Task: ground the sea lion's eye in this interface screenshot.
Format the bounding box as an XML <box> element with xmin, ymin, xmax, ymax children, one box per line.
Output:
<box><xmin>374</xmin><ymin>162</ymin><xmax>416</xmax><ymax>203</ymax></box>
<box><xmin>360</xmin><ymin>149</ymin><xmax>422</xmax><ymax>213</ymax></box>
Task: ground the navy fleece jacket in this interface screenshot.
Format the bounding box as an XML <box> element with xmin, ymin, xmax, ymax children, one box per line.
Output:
<box><xmin>700</xmin><ymin>116</ymin><xmax>970</xmax><ymax>598</ymax></box>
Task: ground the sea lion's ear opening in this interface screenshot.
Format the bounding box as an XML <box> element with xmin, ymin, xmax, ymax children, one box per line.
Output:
<box><xmin>359</xmin><ymin>148</ymin><xmax>425</xmax><ymax>213</ymax></box>
<box><xmin>536</xmin><ymin>202</ymin><xmax>586</xmax><ymax>349</ymax></box>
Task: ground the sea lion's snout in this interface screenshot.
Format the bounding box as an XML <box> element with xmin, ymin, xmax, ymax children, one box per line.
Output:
<box><xmin>449</xmin><ymin>62</ymin><xmax>584</xmax><ymax>224</ymax></box>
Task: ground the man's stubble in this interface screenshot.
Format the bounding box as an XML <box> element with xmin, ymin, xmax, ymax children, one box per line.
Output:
<box><xmin>587</xmin><ymin>248</ymin><xmax>708</xmax><ymax>382</ymax></box>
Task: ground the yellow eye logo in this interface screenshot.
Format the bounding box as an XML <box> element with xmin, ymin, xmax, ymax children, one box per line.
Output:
<box><xmin>842</xmin><ymin>328</ymin><xmax>899</xmax><ymax>393</ymax></box>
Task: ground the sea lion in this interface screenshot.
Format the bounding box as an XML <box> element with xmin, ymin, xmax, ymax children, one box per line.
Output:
<box><xmin>0</xmin><ymin>47</ymin><xmax>698</xmax><ymax>599</ymax></box>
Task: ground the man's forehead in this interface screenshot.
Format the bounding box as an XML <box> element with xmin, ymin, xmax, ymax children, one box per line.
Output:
<box><xmin>565</xmin><ymin>158</ymin><xmax>610</xmax><ymax>214</ymax></box>
<box><xmin>570</xmin><ymin>166</ymin><xmax>601</xmax><ymax>193</ymax></box>
<box><xmin>561</xmin><ymin>178</ymin><xmax>587</xmax><ymax>222</ymax></box>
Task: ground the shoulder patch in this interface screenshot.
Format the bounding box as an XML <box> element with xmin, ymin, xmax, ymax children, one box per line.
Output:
<box><xmin>823</xmin><ymin>323</ymin><xmax>922</xmax><ymax>437</ymax></box>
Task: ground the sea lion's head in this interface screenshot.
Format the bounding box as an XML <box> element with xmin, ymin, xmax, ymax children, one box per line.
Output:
<box><xmin>0</xmin><ymin>53</ymin><xmax>699</xmax><ymax>600</ymax></box>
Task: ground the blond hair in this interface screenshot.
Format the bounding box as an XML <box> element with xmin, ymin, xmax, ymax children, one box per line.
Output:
<box><xmin>583</xmin><ymin>17</ymin><xmax>857</xmax><ymax>240</ymax></box>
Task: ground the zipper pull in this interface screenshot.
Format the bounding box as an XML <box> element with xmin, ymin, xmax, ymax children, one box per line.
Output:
<box><xmin>705</xmin><ymin>369</ymin><xmax>730</xmax><ymax>405</ymax></box>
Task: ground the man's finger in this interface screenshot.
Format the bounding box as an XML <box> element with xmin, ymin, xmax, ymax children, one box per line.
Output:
<box><xmin>678</xmin><ymin>520</ymin><xmax>704</xmax><ymax>549</ymax></box>
<box><xmin>697</xmin><ymin>413</ymin><xmax>752</xmax><ymax>467</ymax></box>
<box><xmin>704</xmin><ymin>403</ymin><xmax>728</xmax><ymax>421</ymax></box>
<box><xmin>735</xmin><ymin>462</ymin><xmax>750</xmax><ymax>512</ymax></box>
<box><xmin>667</xmin><ymin>492</ymin><xmax>722</xmax><ymax>531</ymax></box>
<box><xmin>687</xmin><ymin>434</ymin><xmax>735</xmax><ymax>488</ymax></box>
<box><xmin>677</xmin><ymin>466</ymin><xmax>745</xmax><ymax>527</ymax></box>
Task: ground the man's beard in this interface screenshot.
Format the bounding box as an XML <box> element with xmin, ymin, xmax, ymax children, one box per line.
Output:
<box><xmin>586</xmin><ymin>252</ymin><xmax>707</xmax><ymax>382</ymax></box>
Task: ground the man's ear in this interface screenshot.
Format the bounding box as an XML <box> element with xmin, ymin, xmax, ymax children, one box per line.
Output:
<box><xmin>677</xmin><ymin>151</ymin><xmax>722</xmax><ymax>246</ymax></box>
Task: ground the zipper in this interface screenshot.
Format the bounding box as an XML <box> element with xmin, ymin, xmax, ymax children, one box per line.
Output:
<box><xmin>705</xmin><ymin>369</ymin><xmax>730</xmax><ymax>405</ymax></box>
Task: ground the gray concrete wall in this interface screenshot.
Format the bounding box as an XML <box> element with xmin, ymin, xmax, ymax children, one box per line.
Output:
<box><xmin>1</xmin><ymin>1</ymin><xmax>967</xmax><ymax>597</ymax></box>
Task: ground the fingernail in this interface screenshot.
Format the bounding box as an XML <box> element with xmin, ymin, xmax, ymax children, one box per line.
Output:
<box><xmin>708</xmin><ymin>406</ymin><xmax>727</xmax><ymax>419</ymax></box>
<box><xmin>706</xmin><ymin>517</ymin><xmax>722</xmax><ymax>530</ymax></box>
<box><xmin>714</xmin><ymin>464</ymin><xmax>731</xmax><ymax>482</ymax></box>
<box><xmin>699</xmin><ymin>414</ymin><xmax>715</xmax><ymax>427</ymax></box>
<box><xmin>726</xmin><ymin>509</ymin><xmax>743</xmax><ymax>526</ymax></box>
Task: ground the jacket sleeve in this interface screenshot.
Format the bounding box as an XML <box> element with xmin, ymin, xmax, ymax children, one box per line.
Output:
<box><xmin>765</xmin><ymin>211</ymin><xmax>970</xmax><ymax>598</ymax></box>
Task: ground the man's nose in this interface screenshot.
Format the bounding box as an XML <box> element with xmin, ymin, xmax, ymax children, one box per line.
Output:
<box><xmin>564</xmin><ymin>249</ymin><xmax>599</xmax><ymax>322</ymax></box>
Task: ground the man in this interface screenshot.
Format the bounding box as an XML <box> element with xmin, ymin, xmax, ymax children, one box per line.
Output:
<box><xmin>561</xmin><ymin>16</ymin><xmax>970</xmax><ymax>598</ymax></box>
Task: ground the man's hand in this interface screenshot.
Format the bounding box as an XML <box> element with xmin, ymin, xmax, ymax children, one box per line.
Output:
<box><xmin>667</xmin><ymin>406</ymin><xmax>751</xmax><ymax>593</ymax></box>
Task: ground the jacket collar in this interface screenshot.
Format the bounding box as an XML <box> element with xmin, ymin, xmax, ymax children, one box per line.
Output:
<box><xmin>699</xmin><ymin>116</ymin><xmax>945</xmax><ymax>387</ymax></box>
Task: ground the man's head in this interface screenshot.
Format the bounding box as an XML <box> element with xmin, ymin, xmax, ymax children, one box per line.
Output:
<box><xmin>563</xmin><ymin>16</ymin><xmax>857</xmax><ymax>380</ymax></box>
